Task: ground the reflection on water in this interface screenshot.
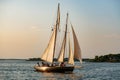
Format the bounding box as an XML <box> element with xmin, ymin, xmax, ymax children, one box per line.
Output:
<box><xmin>0</xmin><ymin>60</ymin><xmax>120</xmax><ymax>80</ymax></box>
<box><xmin>40</xmin><ymin>72</ymin><xmax>83</xmax><ymax>80</ymax></box>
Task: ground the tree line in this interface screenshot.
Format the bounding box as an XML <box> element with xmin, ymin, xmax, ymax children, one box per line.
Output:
<box><xmin>93</xmin><ymin>53</ymin><xmax>120</xmax><ymax>62</ymax></box>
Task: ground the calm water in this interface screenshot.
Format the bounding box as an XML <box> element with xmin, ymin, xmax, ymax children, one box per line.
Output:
<box><xmin>0</xmin><ymin>60</ymin><xmax>120</xmax><ymax>80</ymax></box>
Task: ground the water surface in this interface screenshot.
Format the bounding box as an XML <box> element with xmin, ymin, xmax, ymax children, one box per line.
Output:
<box><xmin>0</xmin><ymin>60</ymin><xmax>120</xmax><ymax>80</ymax></box>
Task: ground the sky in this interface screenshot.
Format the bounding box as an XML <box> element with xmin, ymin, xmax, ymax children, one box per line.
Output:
<box><xmin>0</xmin><ymin>0</ymin><xmax>120</xmax><ymax>59</ymax></box>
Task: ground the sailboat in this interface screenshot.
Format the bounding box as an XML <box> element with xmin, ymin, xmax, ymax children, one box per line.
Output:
<box><xmin>34</xmin><ymin>3</ymin><xmax>82</xmax><ymax>73</ymax></box>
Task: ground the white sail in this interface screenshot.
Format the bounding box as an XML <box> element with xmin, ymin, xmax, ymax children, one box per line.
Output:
<box><xmin>41</xmin><ymin>27</ymin><xmax>56</xmax><ymax>63</ymax></box>
<box><xmin>57</xmin><ymin>36</ymin><xmax>66</xmax><ymax>62</ymax></box>
<box><xmin>68</xmin><ymin>34</ymin><xmax>74</xmax><ymax>65</ymax></box>
<box><xmin>71</xmin><ymin>25</ymin><xmax>82</xmax><ymax>64</ymax></box>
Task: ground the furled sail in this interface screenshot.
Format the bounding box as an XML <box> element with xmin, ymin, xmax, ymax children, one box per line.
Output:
<box><xmin>68</xmin><ymin>34</ymin><xmax>74</xmax><ymax>65</ymax></box>
<box><xmin>40</xmin><ymin>26</ymin><xmax>56</xmax><ymax>63</ymax></box>
<box><xmin>71</xmin><ymin>25</ymin><xmax>82</xmax><ymax>64</ymax></box>
<box><xmin>56</xmin><ymin>3</ymin><xmax>60</xmax><ymax>30</ymax></box>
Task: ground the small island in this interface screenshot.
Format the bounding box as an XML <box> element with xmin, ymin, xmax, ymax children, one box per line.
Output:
<box><xmin>92</xmin><ymin>53</ymin><xmax>120</xmax><ymax>62</ymax></box>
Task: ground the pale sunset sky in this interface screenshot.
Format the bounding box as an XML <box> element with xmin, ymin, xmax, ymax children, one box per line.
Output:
<box><xmin>0</xmin><ymin>0</ymin><xmax>120</xmax><ymax>59</ymax></box>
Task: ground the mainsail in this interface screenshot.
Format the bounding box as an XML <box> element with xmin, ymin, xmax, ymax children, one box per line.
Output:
<box><xmin>71</xmin><ymin>25</ymin><xmax>82</xmax><ymax>64</ymax></box>
<box><xmin>41</xmin><ymin>26</ymin><xmax>56</xmax><ymax>63</ymax></box>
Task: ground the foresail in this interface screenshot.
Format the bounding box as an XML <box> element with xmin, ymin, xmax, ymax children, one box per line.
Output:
<box><xmin>57</xmin><ymin>37</ymin><xmax>66</xmax><ymax>62</ymax></box>
<box><xmin>41</xmin><ymin>27</ymin><xmax>56</xmax><ymax>63</ymax></box>
<box><xmin>68</xmin><ymin>34</ymin><xmax>74</xmax><ymax>65</ymax></box>
<box><xmin>71</xmin><ymin>25</ymin><xmax>82</xmax><ymax>64</ymax></box>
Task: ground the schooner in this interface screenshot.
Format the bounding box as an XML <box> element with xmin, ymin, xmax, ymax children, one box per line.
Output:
<box><xmin>34</xmin><ymin>3</ymin><xmax>82</xmax><ymax>73</ymax></box>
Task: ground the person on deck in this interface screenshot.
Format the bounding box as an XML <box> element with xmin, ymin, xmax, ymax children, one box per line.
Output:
<box><xmin>42</xmin><ymin>61</ymin><xmax>49</xmax><ymax>66</ymax></box>
<box><xmin>42</xmin><ymin>61</ymin><xmax>45</xmax><ymax>66</ymax></box>
<box><xmin>37</xmin><ymin>62</ymin><xmax>40</xmax><ymax>66</ymax></box>
<box><xmin>60</xmin><ymin>62</ymin><xmax>65</xmax><ymax>67</ymax></box>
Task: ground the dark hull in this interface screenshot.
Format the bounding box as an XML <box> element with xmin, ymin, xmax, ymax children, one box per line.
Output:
<box><xmin>34</xmin><ymin>65</ymin><xmax>74</xmax><ymax>73</ymax></box>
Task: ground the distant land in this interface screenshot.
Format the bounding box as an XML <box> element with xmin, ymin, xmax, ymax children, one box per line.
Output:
<box><xmin>27</xmin><ymin>53</ymin><xmax>120</xmax><ymax>62</ymax></box>
<box><xmin>0</xmin><ymin>59</ymin><xmax>26</xmax><ymax>60</ymax></box>
<box><xmin>0</xmin><ymin>53</ymin><xmax>120</xmax><ymax>62</ymax></box>
<box><xmin>92</xmin><ymin>53</ymin><xmax>120</xmax><ymax>62</ymax></box>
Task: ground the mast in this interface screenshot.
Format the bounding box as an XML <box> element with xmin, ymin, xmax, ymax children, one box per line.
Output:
<box><xmin>52</xmin><ymin>3</ymin><xmax>60</xmax><ymax>63</ymax></box>
<box><xmin>64</xmin><ymin>13</ymin><xmax>68</xmax><ymax>60</ymax></box>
